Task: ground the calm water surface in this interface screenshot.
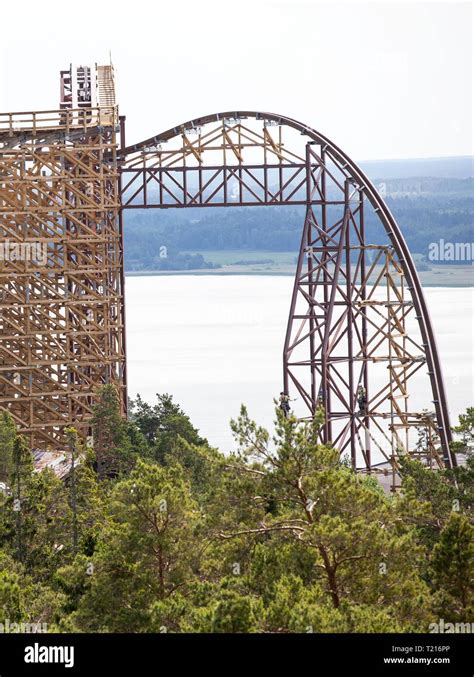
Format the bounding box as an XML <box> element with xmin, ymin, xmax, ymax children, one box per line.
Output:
<box><xmin>125</xmin><ymin>276</ymin><xmax>474</xmax><ymax>452</ymax></box>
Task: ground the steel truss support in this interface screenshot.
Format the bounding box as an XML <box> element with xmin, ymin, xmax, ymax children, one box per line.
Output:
<box><xmin>121</xmin><ymin>112</ymin><xmax>455</xmax><ymax>486</ymax></box>
<box><xmin>283</xmin><ymin>143</ymin><xmax>455</xmax><ymax>487</ymax></box>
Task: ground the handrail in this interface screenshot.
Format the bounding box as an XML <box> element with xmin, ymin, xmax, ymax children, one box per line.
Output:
<box><xmin>0</xmin><ymin>106</ymin><xmax>117</xmax><ymax>135</ymax></box>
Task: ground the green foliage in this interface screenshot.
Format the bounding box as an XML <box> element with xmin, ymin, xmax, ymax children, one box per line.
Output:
<box><xmin>0</xmin><ymin>551</ymin><xmax>66</xmax><ymax>630</ymax></box>
<box><xmin>452</xmin><ymin>406</ymin><xmax>474</xmax><ymax>450</ymax></box>
<box><xmin>92</xmin><ymin>385</ymin><xmax>150</xmax><ymax>479</ymax></box>
<box><xmin>130</xmin><ymin>393</ymin><xmax>207</xmax><ymax>461</ymax></box>
<box><xmin>92</xmin><ymin>385</ymin><xmax>130</xmax><ymax>479</ymax></box>
<box><xmin>0</xmin><ymin>411</ymin><xmax>16</xmax><ymax>485</ymax></box>
<box><xmin>65</xmin><ymin>460</ymin><xmax>200</xmax><ymax>632</ymax></box>
<box><xmin>0</xmin><ymin>554</ymin><xmax>23</xmax><ymax>623</ymax></box>
<box><xmin>226</xmin><ymin>405</ymin><xmax>433</xmax><ymax>626</ymax></box>
<box><xmin>0</xmin><ymin>399</ymin><xmax>472</xmax><ymax>633</ymax></box>
<box><xmin>430</xmin><ymin>513</ymin><xmax>474</xmax><ymax>621</ymax></box>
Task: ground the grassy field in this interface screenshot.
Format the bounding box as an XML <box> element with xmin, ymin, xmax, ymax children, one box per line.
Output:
<box><xmin>182</xmin><ymin>249</ymin><xmax>298</xmax><ymax>272</ymax></box>
<box><xmin>126</xmin><ymin>250</ymin><xmax>474</xmax><ymax>286</ymax></box>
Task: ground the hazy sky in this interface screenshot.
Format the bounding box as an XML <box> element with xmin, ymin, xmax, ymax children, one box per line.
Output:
<box><xmin>0</xmin><ymin>0</ymin><xmax>472</xmax><ymax>160</ymax></box>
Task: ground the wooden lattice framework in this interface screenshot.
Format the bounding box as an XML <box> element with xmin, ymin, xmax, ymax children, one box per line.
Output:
<box><xmin>0</xmin><ymin>106</ymin><xmax>126</xmax><ymax>448</ymax></box>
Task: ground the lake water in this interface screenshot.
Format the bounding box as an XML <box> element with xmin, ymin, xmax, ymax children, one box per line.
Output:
<box><xmin>125</xmin><ymin>276</ymin><xmax>473</xmax><ymax>452</ymax></box>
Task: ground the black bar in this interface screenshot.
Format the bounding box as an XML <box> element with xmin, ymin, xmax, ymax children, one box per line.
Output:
<box><xmin>0</xmin><ymin>633</ymin><xmax>470</xmax><ymax>676</ymax></box>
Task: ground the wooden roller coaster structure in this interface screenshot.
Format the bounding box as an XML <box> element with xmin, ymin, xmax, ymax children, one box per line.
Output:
<box><xmin>0</xmin><ymin>64</ymin><xmax>456</xmax><ymax>490</ymax></box>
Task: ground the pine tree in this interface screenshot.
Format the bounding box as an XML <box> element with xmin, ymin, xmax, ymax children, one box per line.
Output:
<box><xmin>430</xmin><ymin>513</ymin><xmax>474</xmax><ymax>621</ymax></box>
<box><xmin>68</xmin><ymin>459</ymin><xmax>200</xmax><ymax>631</ymax></box>
<box><xmin>11</xmin><ymin>436</ymin><xmax>33</xmax><ymax>563</ymax></box>
<box><xmin>224</xmin><ymin>405</ymin><xmax>433</xmax><ymax>628</ymax></box>
<box><xmin>65</xmin><ymin>428</ymin><xmax>79</xmax><ymax>553</ymax></box>
<box><xmin>0</xmin><ymin>411</ymin><xmax>16</xmax><ymax>486</ymax></box>
<box><xmin>92</xmin><ymin>385</ymin><xmax>129</xmax><ymax>479</ymax></box>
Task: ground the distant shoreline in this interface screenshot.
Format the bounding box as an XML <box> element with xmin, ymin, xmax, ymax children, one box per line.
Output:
<box><xmin>125</xmin><ymin>267</ymin><xmax>474</xmax><ymax>287</ymax></box>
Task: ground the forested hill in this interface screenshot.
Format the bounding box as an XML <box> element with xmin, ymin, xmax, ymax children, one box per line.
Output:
<box><xmin>123</xmin><ymin>157</ymin><xmax>474</xmax><ymax>272</ymax></box>
<box><xmin>359</xmin><ymin>155</ymin><xmax>473</xmax><ymax>180</ymax></box>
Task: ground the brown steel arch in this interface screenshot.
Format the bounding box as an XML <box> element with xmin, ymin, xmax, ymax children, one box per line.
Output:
<box><xmin>120</xmin><ymin>111</ymin><xmax>456</xmax><ymax>486</ymax></box>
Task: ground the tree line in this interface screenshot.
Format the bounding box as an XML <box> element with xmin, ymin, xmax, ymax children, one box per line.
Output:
<box><xmin>123</xmin><ymin>177</ymin><xmax>474</xmax><ymax>271</ymax></box>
